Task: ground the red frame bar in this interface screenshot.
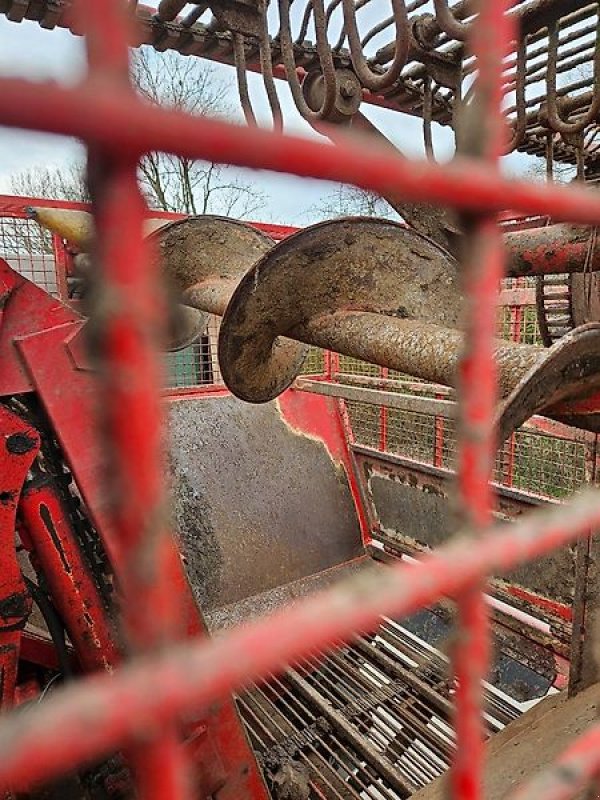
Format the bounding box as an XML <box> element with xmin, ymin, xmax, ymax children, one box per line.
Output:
<box><xmin>3</xmin><ymin>79</ymin><xmax>600</xmax><ymax>224</ymax></box>
<box><xmin>0</xmin><ymin>194</ymin><xmax>297</xmax><ymax>242</ymax></box>
<box><xmin>450</xmin><ymin>6</ymin><xmax>515</xmax><ymax>795</ymax></box>
<box><xmin>83</xmin><ymin>4</ymin><xmax>191</xmax><ymax>797</ymax></box>
<box><xmin>378</xmin><ymin>366</ymin><xmax>389</xmax><ymax>452</ymax></box>
<box><xmin>433</xmin><ymin>391</ymin><xmax>445</xmax><ymax>469</ymax></box>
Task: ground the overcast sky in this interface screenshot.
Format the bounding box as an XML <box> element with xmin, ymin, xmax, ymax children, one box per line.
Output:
<box><xmin>0</xmin><ymin>10</ymin><xmax>538</xmax><ymax>226</ymax></box>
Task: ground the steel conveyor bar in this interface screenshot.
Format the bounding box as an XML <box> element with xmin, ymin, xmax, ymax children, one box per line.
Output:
<box><xmin>238</xmin><ymin>614</ymin><xmax>524</xmax><ymax>799</ymax></box>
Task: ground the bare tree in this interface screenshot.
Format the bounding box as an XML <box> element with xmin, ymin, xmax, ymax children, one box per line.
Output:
<box><xmin>311</xmin><ymin>184</ymin><xmax>397</xmax><ymax>220</ymax></box>
<box><xmin>11</xmin><ymin>162</ymin><xmax>90</xmax><ymax>204</ymax></box>
<box><xmin>10</xmin><ymin>48</ymin><xmax>266</xmax><ymax>224</ymax></box>
<box><xmin>525</xmin><ymin>153</ymin><xmax>578</xmax><ymax>184</ymax></box>
<box><xmin>132</xmin><ymin>47</ymin><xmax>266</xmax><ymax>217</ymax></box>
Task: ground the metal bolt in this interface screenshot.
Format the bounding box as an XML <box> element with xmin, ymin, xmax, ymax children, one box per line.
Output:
<box><xmin>340</xmin><ymin>80</ymin><xmax>357</xmax><ymax>98</ymax></box>
<box><xmin>6</xmin><ymin>433</ymin><xmax>36</xmax><ymax>455</ymax></box>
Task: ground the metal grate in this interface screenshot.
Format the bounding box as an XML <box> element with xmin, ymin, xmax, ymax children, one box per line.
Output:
<box><xmin>240</xmin><ymin>617</ymin><xmax>523</xmax><ymax>800</ymax></box>
<box><xmin>338</xmin><ymin>355</ymin><xmax>381</xmax><ymax>379</ymax></box>
<box><xmin>497</xmin><ymin>305</ymin><xmax>542</xmax><ymax>346</ymax></box>
<box><xmin>166</xmin><ymin>315</ymin><xmax>224</xmax><ymax>389</ymax></box>
<box><xmin>166</xmin><ymin>320</ymin><xmax>328</xmax><ymax>390</ymax></box>
<box><xmin>2</xmin><ymin>4</ymin><xmax>600</xmax><ymax>800</ymax></box>
<box><xmin>497</xmin><ymin>430</ymin><xmax>589</xmax><ymax>500</ymax></box>
<box><xmin>346</xmin><ymin>398</ymin><xmax>591</xmax><ymax>502</ymax></box>
<box><xmin>0</xmin><ymin>216</ymin><xmax>59</xmax><ymax>296</ymax></box>
<box><xmin>300</xmin><ymin>347</ymin><xmax>326</xmax><ymax>376</ymax></box>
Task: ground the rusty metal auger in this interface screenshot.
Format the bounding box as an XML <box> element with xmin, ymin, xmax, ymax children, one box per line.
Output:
<box><xmin>152</xmin><ymin>215</ymin><xmax>315</xmax><ymax>395</ymax></box>
<box><xmin>218</xmin><ymin>216</ymin><xmax>464</xmax><ymax>402</ymax></box>
<box><xmin>27</xmin><ymin>209</ymin><xmax>274</xmax><ymax>353</ymax></box>
<box><xmin>211</xmin><ymin>217</ymin><xmax>600</xmax><ymax>440</ymax></box>
<box><xmin>31</xmin><ymin>210</ymin><xmax>600</xmax><ymax>441</ymax></box>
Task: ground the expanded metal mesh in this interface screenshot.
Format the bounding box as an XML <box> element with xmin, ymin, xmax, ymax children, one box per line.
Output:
<box><xmin>300</xmin><ymin>346</ymin><xmax>326</xmax><ymax>376</ymax></box>
<box><xmin>338</xmin><ymin>281</ymin><xmax>586</xmax><ymax>502</ymax></box>
<box><xmin>497</xmin><ymin>304</ymin><xmax>542</xmax><ymax>345</ymax></box>
<box><xmin>499</xmin><ymin>430</ymin><xmax>589</xmax><ymax>499</ymax></box>
<box><xmin>346</xmin><ymin>396</ymin><xmax>590</xmax><ymax>501</ymax></box>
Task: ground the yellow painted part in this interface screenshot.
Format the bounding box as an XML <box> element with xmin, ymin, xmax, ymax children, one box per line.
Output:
<box><xmin>30</xmin><ymin>208</ymin><xmax>94</xmax><ymax>248</ymax></box>
<box><xmin>30</xmin><ymin>207</ymin><xmax>171</xmax><ymax>250</ymax></box>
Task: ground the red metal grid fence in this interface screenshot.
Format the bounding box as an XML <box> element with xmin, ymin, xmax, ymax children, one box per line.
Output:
<box><xmin>1</xmin><ymin>3</ymin><xmax>600</xmax><ymax>800</ymax></box>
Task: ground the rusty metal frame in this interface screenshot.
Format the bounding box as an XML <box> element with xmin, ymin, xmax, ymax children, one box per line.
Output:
<box><xmin>4</xmin><ymin>1</ymin><xmax>600</xmax><ymax>173</ymax></box>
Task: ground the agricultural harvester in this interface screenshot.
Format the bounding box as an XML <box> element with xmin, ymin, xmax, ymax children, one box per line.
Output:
<box><xmin>5</xmin><ymin>2</ymin><xmax>600</xmax><ymax>800</ymax></box>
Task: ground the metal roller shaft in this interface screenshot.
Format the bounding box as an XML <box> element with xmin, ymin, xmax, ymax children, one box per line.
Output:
<box><xmin>503</xmin><ymin>223</ymin><xmax>600</xmax><ymax>277</ymax></box>
<box><xmin>181</xmin><ymin>278</ymin><xmax>543</xmax><ymax>397</ymax></box>
<box><xmin>291</xmin><ymin>310</ymin><xmax>543</xmax><ymax>400</ymax></box>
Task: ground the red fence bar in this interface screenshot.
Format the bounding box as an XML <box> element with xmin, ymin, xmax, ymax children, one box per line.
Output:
<box><xmin>379</xmin><ymin>366</ymin><xmax>389</xmax><ymax>452</ymax></box>
<box><xmin>77</xmin><ymin>2</ymin><xmax>190</xmax><ymax>798</ymax></box>
<box><xmin>3</xmin><ymin>79</ymin><xmax>600</xmax><ymax>226</ymax></box>
<box><xmin>0</xmin><ymin>488</ymin><xmax>599</xmax><ymax>793</ymax></box>
<box><xmin>451</xmin><ymin>5</ymin><xmax>515</xmax><ymax>798</ymax></box>
<box><xmin>433</xmin><ymin>403</ymin><xmax>445</xmax><ymax>469</ymax></box>
<box><xmin>502</xmin><ymin>297</ymin><xmax>523</xmax><ymax>487</ymax></box>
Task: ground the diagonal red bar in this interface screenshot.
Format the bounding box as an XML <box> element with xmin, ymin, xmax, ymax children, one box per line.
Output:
<box><xmin>0</xmin><ymin>489</ymin><xmax>598</xmax><ymax>793</ymax></box>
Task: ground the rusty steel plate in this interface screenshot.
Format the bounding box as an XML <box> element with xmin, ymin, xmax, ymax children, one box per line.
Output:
<box><xmin>497</xmin><ymin>322</ymin><xmax>600</xmax><ymax>442</ymax></box>
<box><xmin>219</xmin><ymin>217</ymin><xmax>462</xmax><ymax>403</ymax></box>
<box><xmin>412</xmin><ymin>681</ymin><xmax>600</xmax><ymax>800</ymax></box>
<box><xmin>168</xmin><ymin>396</ymin><xmax>363</xmax><ymax>609</ymax></box>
